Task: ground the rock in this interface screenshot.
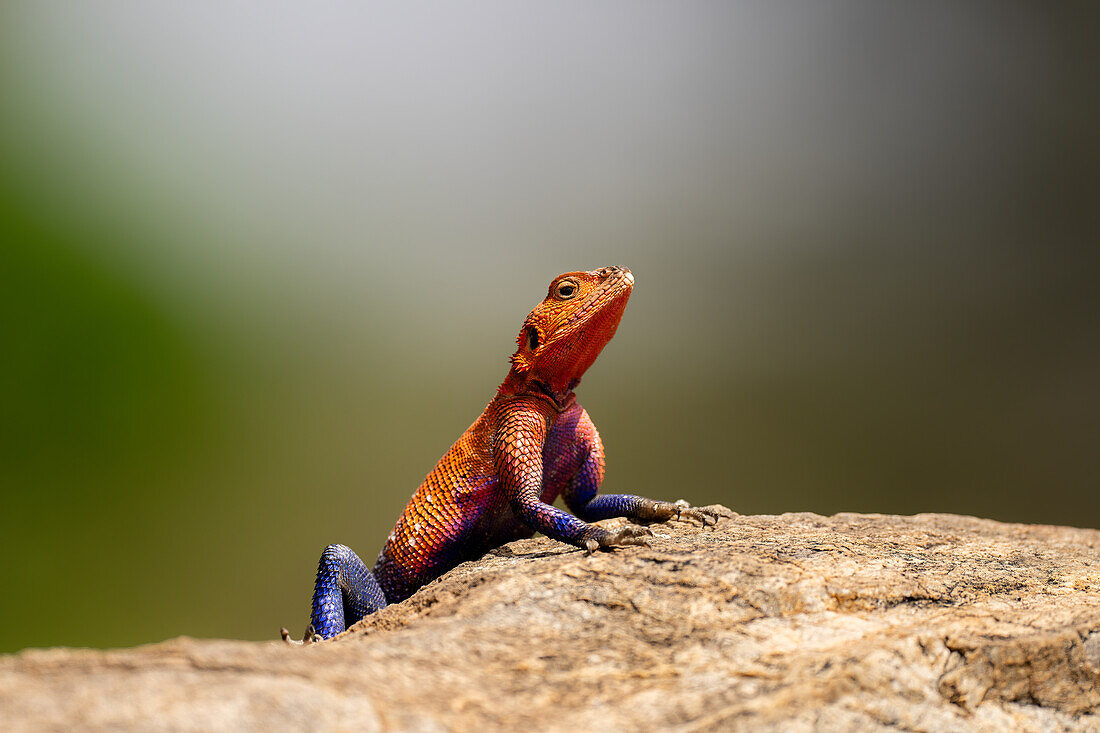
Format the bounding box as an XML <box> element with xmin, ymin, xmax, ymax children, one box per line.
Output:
<box><xmin>2</xmin><ymin>510</ymin><xmax>1098</xmax><ymax>731</ymax></box>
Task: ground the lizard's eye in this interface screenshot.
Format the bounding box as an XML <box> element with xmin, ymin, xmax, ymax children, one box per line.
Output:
<box><xmin>554</xmin><ymin>280</ymin><xmax>579</xmax><ymax>300</ymax></box>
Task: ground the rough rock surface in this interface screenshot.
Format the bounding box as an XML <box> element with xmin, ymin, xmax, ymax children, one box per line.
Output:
<box><xmin>2</xmin><ymin>511</ymin><xmax>1099</xmax><ymax>732</ymax></box>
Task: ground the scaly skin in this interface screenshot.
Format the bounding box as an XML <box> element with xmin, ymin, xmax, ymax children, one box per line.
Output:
<box><xmin>287</xmin><ymin>266</ymin><xmax>721</xmax><ymax>642</ymax></box>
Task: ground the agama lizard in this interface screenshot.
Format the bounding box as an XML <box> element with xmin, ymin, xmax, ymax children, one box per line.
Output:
<box><xmin>285</xmin><ymin>266</ymin><xmax>720</xmax><ymax>642</ymax></box>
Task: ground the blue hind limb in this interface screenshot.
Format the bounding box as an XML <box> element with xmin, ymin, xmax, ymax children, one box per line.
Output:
<box><xmin>310</xmin><ymin>544</ymin><xmax>388</xmax><ymax>639</ymax></box>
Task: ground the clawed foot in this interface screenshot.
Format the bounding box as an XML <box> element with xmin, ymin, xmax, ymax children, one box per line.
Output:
<box><xmin>280</xmin><ymin>624</ymin><xmax>323</xmax><ymax>646</ymax></box>
<box><xmin>582</xmin><ymin>524</ymin><xmax>653</xmax><ymax>554</ymax></box>
<box><xmin>670</xmin><ymin>499</ymin><xmax>731</xmax><ymax>526</ymax></box>
<box><xmin>642</xmin><ymin>499</ymin><xmax>731</xmax><ymax>527</ymax></box>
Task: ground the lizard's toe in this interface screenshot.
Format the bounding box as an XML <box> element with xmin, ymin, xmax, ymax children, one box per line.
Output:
<box><xmin>672</xmin><ymin>500</ymin><xmax>732</xmax><ymax>527</ymax></box>
<box><xmin>600</xmin><ymin>524</ymin><xmax>652</xmax><ymax>549</ymax></box>
<box><xmin>282</xmin><ymin>624</ymin><xmax>323</xmax><ymax>645</ymax></box>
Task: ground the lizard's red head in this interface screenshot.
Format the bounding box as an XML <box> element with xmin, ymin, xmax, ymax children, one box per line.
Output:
<box><xmin>510</xmin><ymin>266</ymin><xmax>633</xmax><ymax>394</ymax></box>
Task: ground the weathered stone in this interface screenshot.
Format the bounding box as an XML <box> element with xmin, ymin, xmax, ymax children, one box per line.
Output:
<box><xmin>2</xmin><ymin>510</ymin><xmax>1098</xmax><ymax>731</ymax></box>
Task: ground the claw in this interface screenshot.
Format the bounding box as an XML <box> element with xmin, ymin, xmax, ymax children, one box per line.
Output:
<box><xmin>671</xmin><ymin>500</ymin><xmax>728</xmax><ymax>527</ymax></box>
<box><xmin>281</xmin><ymin>627</ymin><xmax>306</xmax><ymax>646</ymax></box>
<box><xmin>282</xmin><ymin>624</ymin><xmax>323</xmax><ymax>646</ymax></box>
<box><xmin>681</xmin><ymin>508</ymin><xmax>718</xmax><ymax>526</ymax></box>
<box><xmin>584</xmin><ymin>524</ymin><xmax>653</xmax><ymax>553</ymax></box>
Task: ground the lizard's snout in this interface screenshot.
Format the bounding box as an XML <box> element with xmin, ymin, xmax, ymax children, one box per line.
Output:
<box><xmin>597</xmin><ymin>265</ymin><xmax>633</xmax><ymax>285</ymax></box>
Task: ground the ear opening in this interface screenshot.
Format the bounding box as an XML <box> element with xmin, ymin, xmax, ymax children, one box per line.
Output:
<box><xmin>525</xmin><ymin>325</ymin><xmax>540</xmax><ymax>351</ymax></box>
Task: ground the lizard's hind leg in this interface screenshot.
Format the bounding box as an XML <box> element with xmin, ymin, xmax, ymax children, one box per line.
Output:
<box><xmin>309</xmin><ymin>544</ymin><xmax>387</xmax><ymax>639</ymax></box>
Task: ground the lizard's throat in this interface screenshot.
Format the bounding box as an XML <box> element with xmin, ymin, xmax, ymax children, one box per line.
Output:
<box><xmin>527</xmin><ymin>327</ymin><xmax>618</xmax><ymax>394</ymax></box>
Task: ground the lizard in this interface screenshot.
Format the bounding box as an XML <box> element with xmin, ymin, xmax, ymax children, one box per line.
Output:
<box><xmin>285</xmin><ymin>266</ymin><xmax>721</xmax><ymax>642</ymax></box>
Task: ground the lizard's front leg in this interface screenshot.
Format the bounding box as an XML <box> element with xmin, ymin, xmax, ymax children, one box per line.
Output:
<box><xmin>495</xmin><ymin>401</ymin><xmax>652</xmax><ymax>553</ymax></box>
<box><xmin>559</xmin><ymin>405</ymin><xmax>727</xmax><ymax>527</ymax></box>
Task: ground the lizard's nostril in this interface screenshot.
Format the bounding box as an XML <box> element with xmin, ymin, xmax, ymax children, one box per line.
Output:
<box><xmin>598</xmin><ymin>266</ymin><xmax>632</xmax><ymax>285</ymax></box>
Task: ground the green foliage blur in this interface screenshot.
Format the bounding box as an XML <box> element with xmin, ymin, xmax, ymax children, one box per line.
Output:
<box><xmin>1</xmin><ymin>4</ymin><xmax>1097</xmax><ymax>653</ymax></box>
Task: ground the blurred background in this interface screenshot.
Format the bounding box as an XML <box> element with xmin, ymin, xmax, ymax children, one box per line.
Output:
<box><xmin>1</xmin><ymin>3</ymin><xmax>1097</xmax><ymax>653</ymax></box>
